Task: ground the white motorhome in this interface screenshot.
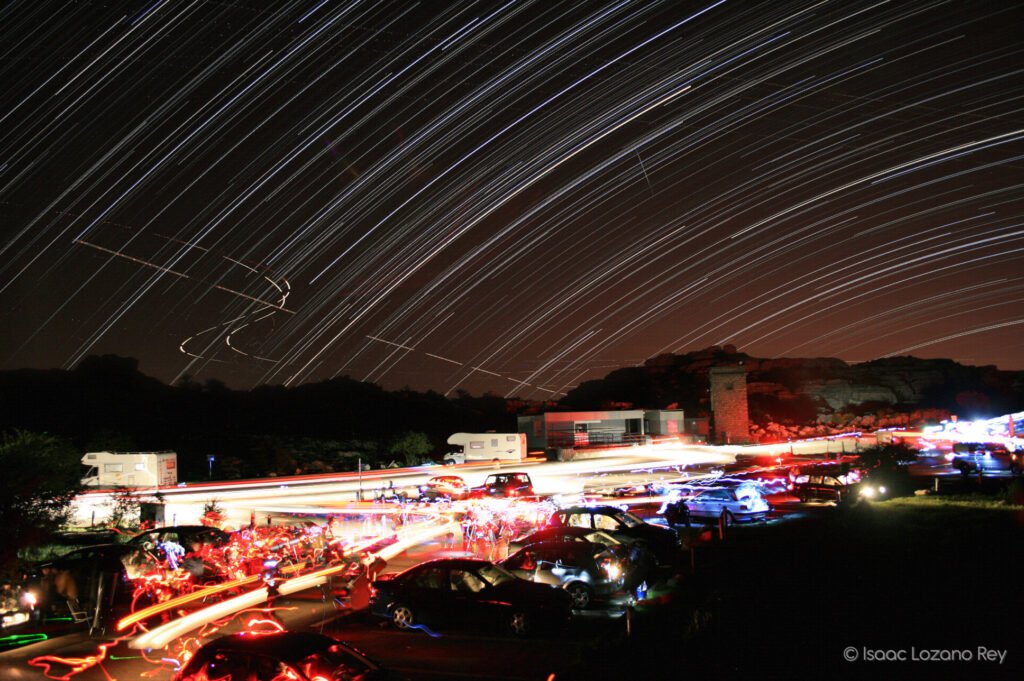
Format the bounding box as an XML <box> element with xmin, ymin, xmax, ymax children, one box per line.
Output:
<box><xmin>81</xmin><ymin>451</ymin><xmax>178</xmax><ymax>487</ymax></box>
<box><xmin>444</xmin><ymin>433</ymin><xmax>526</xmax><ymax>465</ymax></box>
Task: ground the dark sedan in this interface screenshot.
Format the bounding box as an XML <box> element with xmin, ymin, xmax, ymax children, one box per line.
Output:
<box><xmin>369</xmin><ymin>558</ymin><xmax>572</xmax><ymax>636</ymax></box>
<box><xmin>546</xmin><ymin>506</ymin><xmax>679</xmax><ymax>566</ymax></box>
<box><xmin>25</xmin><ymin>544</ymin><xmax>140</xmax><ymax>627</ymax></box>
<box><xmin>508</xmin><ymin>525</ymin><xmax>630</xmax><ymax>553</ymax></box>
<box><xmin>507</xmin><ymin>525</ymin><xmax>654</xmax><ymax>589</ymax></box>
<box><xmin>173</xmin><ymin>631</ymin><xmax>400</xmax><ymax>681</ymax></box>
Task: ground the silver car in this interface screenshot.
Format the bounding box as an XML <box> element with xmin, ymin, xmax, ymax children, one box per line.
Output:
<box><xmin>501</xmin><ymin>541</ymin><xmax>627</xmax><ymax>609</ymax></box>
<box><xmin>666</xmin><ymin>482</ymin><xmax>770</xmax><ymax>523</ymax></box>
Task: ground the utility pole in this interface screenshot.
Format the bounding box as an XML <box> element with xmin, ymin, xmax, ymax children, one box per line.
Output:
<box><xmin>357</xmin><ymin>457</ymin><xmax>363</xmax><ymax>501</ymax></box>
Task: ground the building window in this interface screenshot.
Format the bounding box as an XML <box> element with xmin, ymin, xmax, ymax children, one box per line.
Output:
<box><xmin>470</xmin><ymin>441</ymin><xmax>484</xmax><ymax>449</ymax></box>
<box><xmin>103</xmin><ymin>463</ymin><xmax>123</xmax><ymax>473</ymax></box>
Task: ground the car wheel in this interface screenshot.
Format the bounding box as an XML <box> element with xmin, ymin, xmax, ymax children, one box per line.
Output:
<box><xmin>391</xmin><ymin>603</ymin><xmax>416</xmax><ymax>631</ymax></box>
<box><xmin>508</xmin><ymin>610</ymin><xmax>531</xmax><ymax>636</ymax></box>
<box><xmin>566</xmin><ymin>582</ymin><xmax>593</xmax><ymax>609</ymax></box>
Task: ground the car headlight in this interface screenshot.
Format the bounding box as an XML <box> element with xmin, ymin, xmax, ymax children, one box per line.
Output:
<box><xmin>860</xmin><ymin>486</ymin><xmax>876</xmax><ymax>498</ymax></box>
<box><xmin>603</xmin><ymin>562</ymin><xmax>622</xmax><ymax>580</ymax></box>
<box><xmin>879</xmin><ymin>486</ymin><xmax>887</xmax><ymax>494</ymax></box>
<box><xmin>2</xmin><ymin>611</ymin><xmax>30</xmax><ymax>627</ymax></box>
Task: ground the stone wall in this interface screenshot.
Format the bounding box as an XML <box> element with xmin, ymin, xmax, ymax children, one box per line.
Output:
<box><xmin>710</xmin><ymin>365</ymin><xmax>750</xmax><ymax>444</ymax></box>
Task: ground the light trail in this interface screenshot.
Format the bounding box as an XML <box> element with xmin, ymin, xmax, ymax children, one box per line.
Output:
<box><xmin>2</xmin><ymin>1</ymin><xmax>1022</xmax><ymax>392</ymax></box>
<box><xmin>128</xmin><ymin>518</ymin><xmax>456</xmax><ymax>650</ymax></box>
<box><xmin>75</xmin><ymin>240</ymin><xmax>293</xmax><ymax>313</ymax></box>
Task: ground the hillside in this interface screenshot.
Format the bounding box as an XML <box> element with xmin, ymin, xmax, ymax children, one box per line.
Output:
<box><xmin>560</xmin><ymin>346</ymin><xmax>1024</xmax><ymax>433</ymax></box>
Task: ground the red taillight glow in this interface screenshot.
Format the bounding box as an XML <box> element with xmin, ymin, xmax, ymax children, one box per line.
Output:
<box><xmin>603</xmin><ymin>561</ymin><xmax>622</xmax><ymax>580</ymax></box>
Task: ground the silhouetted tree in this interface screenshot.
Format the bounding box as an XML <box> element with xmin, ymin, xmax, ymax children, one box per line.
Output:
<box><xmin>0</xmin><ymin>430</ymin><xmax>81</xmax><ymax>570</ymax></box>
<box><xmin>389</xmin><ymin>431</ymin><xmax>433</xmax><ymax>466</ymax></box>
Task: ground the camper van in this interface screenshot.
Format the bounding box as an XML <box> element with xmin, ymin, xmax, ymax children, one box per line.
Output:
<box><xmin>81</xmin><ymin>451</ymin><xmax>178</xmax><ymax>488</ymax></box>
<box><xmin>444</xmin><ymin>433</ymin><xmax>526</xmax><ymax>465</ymax></box>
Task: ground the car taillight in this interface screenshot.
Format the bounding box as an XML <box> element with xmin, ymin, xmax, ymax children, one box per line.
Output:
<box><xmin>368</xmin><ymin>584</ymin><xmax>378</xmax><ymax>600</ymax></box>
<box><xmin>739</xmin><ymin>503</ymin><xmax>749</xmax><ymax>511</ymax></box>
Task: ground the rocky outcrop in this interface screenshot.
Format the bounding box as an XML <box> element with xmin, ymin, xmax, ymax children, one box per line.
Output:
<box><xmin>562</xmin><ymin>347</ymin><xmax>1023</xmax><ymax>428</ymax></box>
<box><xmin>800</xmin><ymin>379</ymin><xmax>899</xmax><ymax>410</ymax></box>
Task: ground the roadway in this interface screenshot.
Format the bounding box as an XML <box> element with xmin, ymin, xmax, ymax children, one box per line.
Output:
<box><xmin>70</xmin><ymin>441</ymin><xmax>738</xmax><ymax>529</ymax></box>
<box><xmin>8</xmin><ymin>434</ymin><xmax>999</xmax><ymax>681</ymax></box>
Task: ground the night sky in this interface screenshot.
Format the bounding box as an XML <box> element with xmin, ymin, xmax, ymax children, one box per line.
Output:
<box><xmin>1</xmin><ymin>0</ymin><xmax>1022</xmax><ymax>397</ymax></box>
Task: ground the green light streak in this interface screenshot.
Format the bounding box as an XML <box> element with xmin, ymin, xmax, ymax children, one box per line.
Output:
<box><xmin>0</xmin><ymin>632</ymin><xmax>49</xmax><ymax>646</ymax></box>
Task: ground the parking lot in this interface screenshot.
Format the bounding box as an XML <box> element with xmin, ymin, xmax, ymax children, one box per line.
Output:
<box><xmin>3</xmin><ymin>448</ymin><xmax>1021</xmax><ymax>681</ymax></box>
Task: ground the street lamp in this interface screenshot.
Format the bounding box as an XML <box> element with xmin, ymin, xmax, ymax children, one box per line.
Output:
<box><xmin>207</xmin><ymin>455</ymin><xmax>215</xmax><ymax>480</ymax></box>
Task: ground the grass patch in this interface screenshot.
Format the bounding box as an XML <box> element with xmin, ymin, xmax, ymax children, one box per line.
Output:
<box><xmin>877</xmin><ymin>494</ymin><xmax>1024</xmax><ymax>512</ymax></box>
<box><xmin>641</xmin><ymin>499</ymin><xmax>1024</xmax><ymax>680</ymax></box>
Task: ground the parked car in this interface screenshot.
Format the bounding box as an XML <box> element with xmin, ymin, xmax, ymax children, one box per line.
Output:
<box><xmin>508</xmin><ymin>525</ymin><xmax>628</xmax><ymax>554</ymax></box>
<box><xmin>508</xmin><ymin>526</ymin><xmax>654</xmax><ymax>589</ymax></box>
<box><xmin>546</xmin><ymin>506</ymin><xmax>679</xmax><ymax>566</ymax></box>
<box><xmin>127</xmin><ymin>525</ymin><xmax>231</xmax><ymax>555</ymax></box>
<box><xmin>665</xmin><ymin>482</ymin><xmax>771</xmax><ymax>523</ymax></box>
<box><xmin>173</xmin><ymin>631</ymin><xmax>400</xmax><ymax>681</ymax></box>
<box><xmin>24</xmin><ymin>544</ymin><xmax>141</xmax><ymax>626</ymax></box>
<box><xmin>417</xmin><ymin>475</ymin><xmax>469</xmax><ymax>501</ymax></box>
<box><xmin>369</xmin><ymin>558</ymin><xmax>572</xmax><ymax>636</ymax></box>
<box><xmin>947</xmin><ymin>443</ymin><xmax>1020</xmax><ymax>475</ymax></box>
<box><xmin>470</xmin><ymin>472</ymin><xmax>535</xmax><ymax>498</ymax></box>
<box><xmin>792</xmin><ymin>469</ymin><xmax>873</xmax><ymax>504</ymax></box>
<box><xmin>501</xmin><ymin>541</ymin><xmax>627</xmax><ymax>609</ymax></box>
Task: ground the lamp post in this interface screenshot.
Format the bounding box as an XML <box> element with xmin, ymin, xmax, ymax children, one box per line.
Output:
<box><xmin>357</xmin><ymin>457</ymin><xmax>363</xmax><ymax>501</ymax></box>
<box><xmin>207</xmin><ymin>455</ymin><xmax>215</xmax><ymax>480</ymax></box>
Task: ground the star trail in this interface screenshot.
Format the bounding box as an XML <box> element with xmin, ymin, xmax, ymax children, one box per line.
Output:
<box><xmin>1</xmin><ymin>0</ymin><xmax>1022</xmax><ymax>396</ymax></box>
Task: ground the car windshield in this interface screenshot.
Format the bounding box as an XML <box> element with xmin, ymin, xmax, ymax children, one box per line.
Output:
<box><xmin>613</xmin><ymin>510</ymin><xmax>645</xmax><ymax>528</ymax></box>
<box><xmin>475</xmin><ymin>563</ymin><xmax>517</xmax><ymax>587</ymax></box>
<box><xmin>585</xmin><ymin>530</ymin><xmax>623</xmax><ymax>545</ymax></box>
<box><xmin>294</xmin><ymin>647</ymin><xmax>372</xmax><ymax>680</ymax></box>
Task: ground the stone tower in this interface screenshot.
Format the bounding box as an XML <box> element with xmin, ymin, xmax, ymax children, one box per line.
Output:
<box><xmin>709</xmin><ymin>365</ymin><xmax>749</xmax><ymax>444</ymax></box>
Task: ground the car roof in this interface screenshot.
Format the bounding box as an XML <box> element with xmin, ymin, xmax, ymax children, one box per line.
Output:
<box><xmin>516</xmin><ymin>541</ymin><xmax>602</xmax><ymax>558</ymax></box>
<box><xmin>130</xmin><ymin>525</ymin><xmax>226</xmax><ymax>538</ymax></box>
<box><xmin>200</xmin><ymin>632</ymin><xmax>346</xmax><ymax>660</ymax></box>
<box><xmin>37</xmin><ymin>543</ymin><xmax>135</xmax><ymax>569</ymax></box>
<box><xmin>535</xmin><ymin>526</ymin><xmax>594</xmax><ymax>537</ymax></box>
<box><xmin>401</xmin><ymin>557</ymin><xmax>494</xmax><ymax>574</ymax></box>
<box><xmin>556</xmin><ymin>505</ymin><xmax>625</xmax><ymax>514</ymax></box>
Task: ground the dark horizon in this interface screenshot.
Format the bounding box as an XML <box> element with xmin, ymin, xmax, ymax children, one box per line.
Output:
<box><xmin>2</xmin><ymin>1</ymin><xmax>1022</xmax><ymax>396</ymax></box>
